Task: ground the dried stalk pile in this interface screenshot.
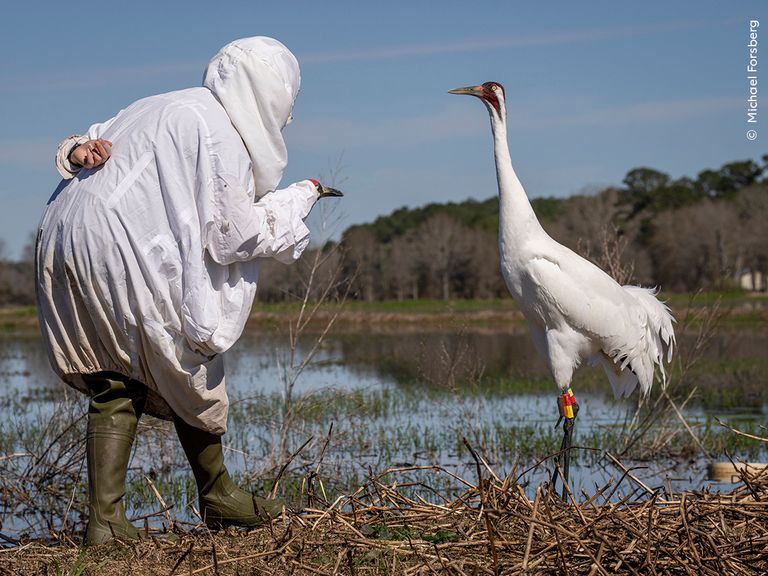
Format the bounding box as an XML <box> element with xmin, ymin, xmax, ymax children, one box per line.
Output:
<box><xmin>2</xmin><ymin>458</ymin><xmax>767</xmax><ymax>576</ymax></box>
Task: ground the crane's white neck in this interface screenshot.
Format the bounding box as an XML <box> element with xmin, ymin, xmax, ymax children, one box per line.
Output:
<box><xmin>487</xmin><ymin>101</ymin><xmax>544</xmax><ymax>252</ymax></box>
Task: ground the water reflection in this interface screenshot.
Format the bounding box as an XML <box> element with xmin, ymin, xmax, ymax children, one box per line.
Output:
<box><xmin>3</xmin><ymin>329</ymin><xmax>765</xmax><ymax>404</ymax></box>
<box><xmin>0</xmin><ymin>327</ymin><xmax>766</xmax><ymax>539</ymax></box>
<box><xmin>228</xmin><ymin>329</ymin><xmax>768</xmax><ymax>404</ymax></box>
<box><xmin>225</xmin><ymin>329</ymin><xmax>766</xmax><ymax>494</ymax></box>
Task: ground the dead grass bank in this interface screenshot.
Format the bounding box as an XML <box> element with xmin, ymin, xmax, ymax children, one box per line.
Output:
<box><xmin>2</xmin><ymin>461</ymin><xmax>766</xmax><ymax>576</ymax></box>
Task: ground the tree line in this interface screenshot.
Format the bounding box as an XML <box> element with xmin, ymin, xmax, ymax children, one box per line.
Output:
<box><xmin>257</xmin><ymin>156</ymin><xmax>768</xmax><ymax>301</ymax></box>
<box><xmin>1</xmin><ymin>157</ymin><xmax>766</xmax><ymax>307</ymax></box>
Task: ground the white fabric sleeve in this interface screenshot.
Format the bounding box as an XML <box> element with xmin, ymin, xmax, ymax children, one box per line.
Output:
<box><xmin>54</xmin><ymin>115</ymin><xmax>120</xmax><ymax>179</ymax></box>
<box><xmin>55</xmin><ymin>135</ymin><xmax>89</xmax><ymax>179</ymax></box>
<box><xmin>206</xmin><ymin>178</ymin><xmax>318</xmax><ymax>265</ymax></box>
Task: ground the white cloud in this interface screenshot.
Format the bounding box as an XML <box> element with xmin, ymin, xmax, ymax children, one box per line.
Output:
<box><xmin>4</xmin><ymin>19</ymin><xmax>724</xmax><ymax>94</ymax></box>
<box><xmin>300</xmin><ymin>19</ymin><xmax>721</xmax><ymax>63</ymax></box>
<box><xmin>527</xmin><ymin>97</ymin><xmax>740</xmax><ymax>128</ymax></box>
<box><xmin>287</xmin><ymin>95</ymin><xmax>739</xmax><ymax>153</ymax></box>
<box><xmin>1</xmin><ymin>61</ymin><xmax>201</xmax><ymax>94</ymax></box>
<box><xmin>286</xmin><ymin>104</ymin><xmax>482</xmax><ymax>150</ymax></box>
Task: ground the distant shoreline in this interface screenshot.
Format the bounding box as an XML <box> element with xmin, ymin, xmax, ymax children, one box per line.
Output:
<box><xmin>2</xmin><ymin>293</ymin><xmax>765</xmax><ymax>334</ymax></box>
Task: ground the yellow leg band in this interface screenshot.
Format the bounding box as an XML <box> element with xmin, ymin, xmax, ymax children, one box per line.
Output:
<box><xmin>558</xmin><ymin>388</ymin><xmax>577</xmax><ymax>419</ymax></box>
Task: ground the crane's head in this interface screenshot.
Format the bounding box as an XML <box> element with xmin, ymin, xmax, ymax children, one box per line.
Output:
<box><xmin>448</xmin><ymin>81</ymin><xmax>506</xmax><ymax>116</ymax></box>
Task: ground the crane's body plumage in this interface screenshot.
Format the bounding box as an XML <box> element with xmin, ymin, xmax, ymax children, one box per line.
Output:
<box><xmin>451</xmin><ymin>82</ymin><xmax>675</xmax><ymax>400</ymax></box>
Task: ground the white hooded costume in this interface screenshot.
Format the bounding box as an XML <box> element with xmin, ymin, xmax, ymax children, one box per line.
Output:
<box><xmin>37</xmin><ymin>37</ymin><xmax>318</xmax><ymax>434</ymax></box>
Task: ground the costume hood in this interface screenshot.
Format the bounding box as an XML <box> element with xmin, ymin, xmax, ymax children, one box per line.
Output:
<box><xmin>203</xmin><ymin>36</ymin><xmax>300</xmax><ymax>197</ymax></box>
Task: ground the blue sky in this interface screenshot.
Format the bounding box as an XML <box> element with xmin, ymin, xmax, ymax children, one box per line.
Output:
<box><xmin>0</xmin><ymin>1</ymin><xmax>764</xmax><ymax>258</ymax></box>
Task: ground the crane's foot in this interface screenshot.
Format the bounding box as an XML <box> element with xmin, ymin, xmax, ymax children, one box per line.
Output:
<box><xmin>551</xmin><ymin>389</ymin><xmax>579</xmax><ymax>500</ymax></box>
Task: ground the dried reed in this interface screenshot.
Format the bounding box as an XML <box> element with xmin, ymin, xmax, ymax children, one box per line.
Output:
<box><xmin>2</xmin><ymin>450</ymin><xmax>766</xmax><ymax>575</ymax></box>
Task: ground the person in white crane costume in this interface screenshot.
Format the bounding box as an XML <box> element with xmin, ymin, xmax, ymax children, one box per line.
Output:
<box><xmin>37</xmin><ymin>37</ymin><xmax>341</xmax><ymax>545</ymax></box>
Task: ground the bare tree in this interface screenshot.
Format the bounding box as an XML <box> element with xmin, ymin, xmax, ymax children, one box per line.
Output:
<box><xmin>412</xmin><ymin>213</ymin><xmax>466</xmax><ymax>300</ymax></box>
<box><xmin>343</xmin><ymin>226</ymin><xmax>379</xmax><ymax>301</ymax></box>
<box><xmin>734</xmin><ymin>187</ymin><xmax>768</xmax><ymax>288</ymax></box>
<box><xmin>383</xmin><ymin>233</ymin><xmax>420</xmax><ymax>300</ymax></box>
<box><xmin>650</xmin><ymin>200</ymin><xmax>742</xmax><ymax>291</ymax></box>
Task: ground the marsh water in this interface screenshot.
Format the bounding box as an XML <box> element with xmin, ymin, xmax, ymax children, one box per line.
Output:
<box><xmin>1</xmin><ymin>326</ymin><xmax>766</xmax><ymax>538</ymax></box>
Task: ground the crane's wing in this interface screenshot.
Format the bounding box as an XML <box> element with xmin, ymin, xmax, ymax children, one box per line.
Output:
<box><xmin>526</xmin><ymin>245</ymin><xmax>672</xmax><ymax>397</ymax></box>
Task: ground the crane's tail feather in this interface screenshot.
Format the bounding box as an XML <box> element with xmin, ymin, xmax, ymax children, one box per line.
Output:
<box><xmin>621</xmin><ymin>285</ymin><xmax>676</xmax><ymax>390</ymax></box>
<box><xmin>596</xmin><ymin>286</ymin><xmax>675</xmax><ymax>399</ymax></box>
<box><xmin>597</xmin><ymin>353</ymin><xmax>639</xmax><ymax>399</ymax></box>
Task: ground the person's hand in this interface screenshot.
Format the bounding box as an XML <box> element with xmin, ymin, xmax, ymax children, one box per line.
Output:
<box><xmin>69</xmin><ymin>139</ymin><xmax>112</xmax><ymax>169</ymax></box>
<box><xmin>309</xmin><ymin>179</ymin><xmax>343</xmax><ymax>199</ymax></box>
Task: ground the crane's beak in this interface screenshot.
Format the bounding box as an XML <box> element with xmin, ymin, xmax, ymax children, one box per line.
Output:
<box><xmin>448</xmin><ymin>85</ymin><xmax>483</xmax><ymax>96</ymax></box>
<box><xmin>319</xmin><ymin>186</ymin><xmax>344</xmax><ymax>198</ymax></box>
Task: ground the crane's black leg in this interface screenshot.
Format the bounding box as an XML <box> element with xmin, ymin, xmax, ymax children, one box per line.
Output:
<box><xmin>551</xmin><ymin>389</ymin><xmax>579</xmax><ymax>500</ymax></box>
<box><xmin>561</xmin><ymin>413</ymin><xmax>576</xmax><ymax>499</ymax></box>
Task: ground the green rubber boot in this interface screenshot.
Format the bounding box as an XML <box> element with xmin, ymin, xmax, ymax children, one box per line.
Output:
<box><xmin>173</xmin><ymin>416</ymin><xmax>284</xmax><ymax>529</ymax></box>
<box><xmin>83</xmin><ymin>373</ymin><xmax>147</xmax><ymax>546</ymax></box>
